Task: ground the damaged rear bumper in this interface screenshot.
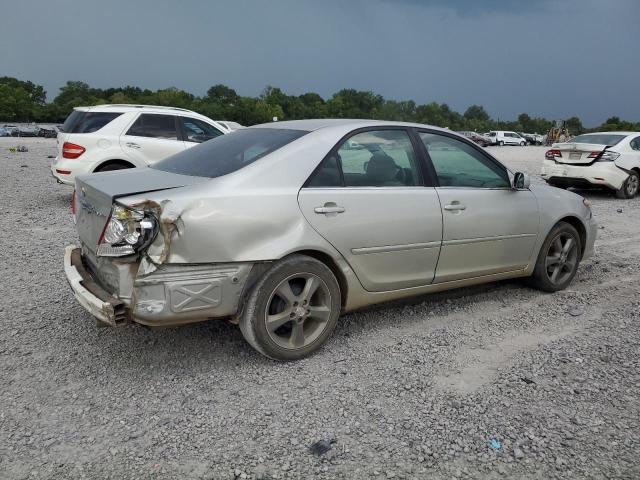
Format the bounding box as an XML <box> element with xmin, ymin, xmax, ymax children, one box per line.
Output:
<box><xmin>65</xmin><ymin>245</ymin><xmax>256</xmax><ymax>327</ymax></box>
<box><xmin>64</xmin><ymin>245</ymin><xmax>126</xmax><ymax>326</ymax></box>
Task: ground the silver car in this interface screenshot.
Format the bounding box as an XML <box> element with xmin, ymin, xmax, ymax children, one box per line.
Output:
<box><xmin>64</xmin><ymin>119</ymin><xmax>597</xmax><ymax>360</ymax></box>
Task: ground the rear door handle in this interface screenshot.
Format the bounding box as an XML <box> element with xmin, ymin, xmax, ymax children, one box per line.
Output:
<box><xmin>314</xmin><ymin>203</ymin><xmax>345</xmax><ymax>215</ymax></box>
<box><xmin>126</xmin><ymin>142</ymin><xmax>140</xmax><ymax>149</ymax></box>
<box><xmin>444</xmin><ymin>203</ymin><xmax>466</xmax><ymax>211</ymax></box>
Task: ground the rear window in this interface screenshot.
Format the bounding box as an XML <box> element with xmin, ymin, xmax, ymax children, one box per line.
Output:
<box><xmin>61</xmin><ymin>111</ymin><xmax>123</xmax><ymax>133</ymax></box>
<box><xmin>151</xmin><ymin>128</ymin><xmax>307</xmax><ymax>178</ymax></box>
<box><xmin>571</xmin><ymin>134</ymin><xmax>627</xmax><ymax>146</ymax></box>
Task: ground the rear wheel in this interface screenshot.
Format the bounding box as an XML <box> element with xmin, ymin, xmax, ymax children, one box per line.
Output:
<box><xmin>499</xmin><ymin>141</ymin><xmax>504</xmax><ymax>146</ymax></box>
<box><xmin>239</xmin><ymin>255</ymin><xmax>341</xmax><ymax>361</ymax></box>
<box><xmin>528</xmin><ymin>222</ymin><xmax>581</xmax><ymax>292</ymax></box>
<box><xmin>615</xmin><ymin>171</ymin><xmax>639</xmax><ymax>199</ymax></box>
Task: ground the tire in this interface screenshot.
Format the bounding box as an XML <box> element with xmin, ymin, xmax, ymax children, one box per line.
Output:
<box><xmin>239</xmin><ymin>254</ymin><xmax>341</xmax><ymax>361</ymax></box>
<box><xmin>520</xmin><ymin>141</ymin><xmax>526</xmax><ymax>146</ymax></box>
<box><xmin>95</xmin><ymin>161</ymin><xmax>134</xmax><ymax>172</ymax></box>
<box><xmin>528</xmin><ymin>222</ymin><xmax>581</xmax><ymax>292</ymax></box>
<box><xmin>615</xmin><ymin>171</ymin><xmax>639</xmax><ymax>199</ymax></box>
<box><xmin>498</xmin><ymin>141</ymin><xmax>504</xmax><ymax>146</ymax></box>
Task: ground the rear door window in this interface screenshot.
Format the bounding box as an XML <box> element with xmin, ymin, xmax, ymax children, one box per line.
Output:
<box><xmin>180</xmin><ymin>117</ymin><xmax>224</xmax><ymax>143</ymax></box>
<box><xmin>61</xmin><ymin>111</ymin><xmax>123</xmax><ymax>133</ymax></box>
<box><xmin>126</xmin><ymin>114</ymin><xmax>178</xmax><ymax>140</ymax></box>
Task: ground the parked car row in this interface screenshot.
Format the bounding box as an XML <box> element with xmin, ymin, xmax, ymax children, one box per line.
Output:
<box><xmin>1</xmin><ymin>124</ymin><xmax>61</xmax><ymax>137</ymax></box>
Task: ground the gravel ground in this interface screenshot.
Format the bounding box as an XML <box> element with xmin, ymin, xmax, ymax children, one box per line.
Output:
<box><xmin>1</xmin><ymin>138</ymin><xmax>639</xmax><ymax>479</ymax></box>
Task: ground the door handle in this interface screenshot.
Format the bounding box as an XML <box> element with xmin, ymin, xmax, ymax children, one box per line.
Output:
<box><xmin>314</xmin><ymin>203</ymin><xmax>345</xmax><ymax>215</ymax></box>
<box><xmin>126</xmin><ymin>142</ymin><xmax>141</xmax><ymax>149</ymax></box>
<box><xmin>444</xmin><ymin>203</ymin><xmax>466</xmax><ymax>211</ymax></box>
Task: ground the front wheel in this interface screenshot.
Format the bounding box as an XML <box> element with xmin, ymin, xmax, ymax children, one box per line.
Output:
<box><xmin>527</xmin><ymin>222</ymin><xmax>581</xmax><ymax>292</ymax></box>
<box><xmin>520</xmin><ymin>141</ymin><xmax>526</xmax><ymax>146</ymax></box>
<box><xmin>615</xmin><ymin>171</ymin><xmax>639</xmax><ymax>199</ymax></box>
<box><xmin>498</xmin><ymin>141</ymin><xmax>504</xmax><ymax>146</ymax></box>
<box><xmin>239</xmin><ymin>255</ymin><xmax>341</xmax><ymax>361</ymax></box>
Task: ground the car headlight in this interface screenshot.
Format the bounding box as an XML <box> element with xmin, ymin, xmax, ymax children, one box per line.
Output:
<box><xmin>97</xmin><ymin>204</ymin><xmax>158</xmax><ymax>257</ymax></box>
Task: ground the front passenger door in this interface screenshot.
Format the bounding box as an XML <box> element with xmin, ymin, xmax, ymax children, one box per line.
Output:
<box><xmin>418</xmin><ymin>131</ymin><xmax>539</xmax><ymax>283</ymax></box>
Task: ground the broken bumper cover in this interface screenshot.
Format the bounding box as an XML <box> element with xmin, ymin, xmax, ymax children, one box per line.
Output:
<box><xmin>64</xmin><ymin>245</ymin><xmax>126</xmax><ymax>326</ymax></box>
<box><xmin>65</xmin><ymin>245</ymin><xmax>256</xmax><ymax>327</ymax></box>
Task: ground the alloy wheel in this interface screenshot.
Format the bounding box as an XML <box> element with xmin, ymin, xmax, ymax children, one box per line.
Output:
<box><xmin>626</xmin><ymin>174</ymin><xmax>639</xmax><ymax>197</ymax></box>
<box><xmin>545</xmin><ymin>233</ymin><xmax>578</xmax><ymax>285</ymax></box>
<box><xmin>265</xmin><ymin>273</ymin><xmax>332</xmax><ymax>350</ymax></box>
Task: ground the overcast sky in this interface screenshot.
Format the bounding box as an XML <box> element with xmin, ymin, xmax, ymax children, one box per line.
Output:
<box><xmin>1</xmin><ymin>0</ymin><xmax>638</xmax><ymax>126</ymax></box>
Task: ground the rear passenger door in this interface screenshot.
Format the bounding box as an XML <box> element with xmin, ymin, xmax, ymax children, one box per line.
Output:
<box><xmin>298</xmin><ymin>128</ymin><xmax>443</xmax><ymax>292</ymax></box>
<box><xmin>121</xmin><ymin>114</ymin><xmax>185</xmax><ymax>165</ymax></box>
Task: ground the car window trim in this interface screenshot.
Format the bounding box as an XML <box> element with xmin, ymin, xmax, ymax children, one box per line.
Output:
<box><xmin>302</xmin><ymin>126</ymin><xmax>431</xmax><ymax>189</ymax></box>
<box><xmin>414</xmin><ymin>128</ymin><xmax>511</xmax><ymax>189</ymax></box>
<box><xmin>178</xmin><ymin>115</ymin><xmax>224</xmax><ymax>143</ymax></box>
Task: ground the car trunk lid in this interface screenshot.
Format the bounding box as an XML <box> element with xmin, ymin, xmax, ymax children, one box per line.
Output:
<box><xmin>75</xmin><ymin>168</ymin><xmax>209</xmax><ymax>252</ymax></box>
<box><xmin>553</xmin><ymin>142</ymin><xmax>609</xmax><ymax>165</ymax></box>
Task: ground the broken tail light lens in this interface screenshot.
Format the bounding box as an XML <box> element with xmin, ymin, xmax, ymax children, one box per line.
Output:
<box><xmin>545</xmin><ymin>149</ymin><xmax>562</xmax><ymax>160</ymax></box>
<box><xmin>62</xmin><ymin>142</ymin><xmax>86</xmax><ymax>159</ymax></box>
<box><xmin>97</xmin><ymin>204</ymin><xmax>158</xmax><ymax>257</ymax></box>
<box><xmin>596</xmin><ymin>151</ymin><xmax>620</xmax><ymax>162</ymax></box>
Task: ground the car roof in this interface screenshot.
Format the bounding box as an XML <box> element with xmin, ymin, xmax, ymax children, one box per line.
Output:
<box><xmin>73</xmin><ymin>104</ymin><xmax>199</xmax><ymax>115</ymax></box>
<box><xmin>579</xmin><ymin>131</ymin><xmax>638</xmax><ymax>136</ymax></box>
<box><xmin>250</xmin><ymin>118</ymin><xmax>451</xmax><ymax>133</ymax></box>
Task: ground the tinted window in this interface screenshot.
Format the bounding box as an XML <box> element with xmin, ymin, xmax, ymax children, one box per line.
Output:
<box><xmin>152</xmin><ymin>128</ymin><xmax>307</xmax><ymax>178</ymax></box>
<box><xmin>305</xmin><ymin>155</ymin><xmax>342</xmax><ymax>187</ymax></box>
<box><xmin>180</xmin><ymin>117</ymin><xmax>223</xmax><ymax>143</ymax></box>
<box><xmin>126</xmin><ymin>114</ymin><xmax>178</xmax><ymax>140</ymax></box>
<box><xmin>61</xmin><ymin>111</ymin><xmax>123</xmax><ymax>133</ymax></box>
<box><xmin>631</xmin><ymin>137</ymin><xmax>640</xmax><ymax>151</ymax></box>
<box><xmin>336</xmin><ymin>130</ymin><xmax>421</xmax><ymax>187</ymax></box>
<box><xmin>419</xmin><ymin>132</ymin><xmax>509</xmax><ymax>188</ymax></box>
<box><xmin>571</xmin><ymin>134</ymin><xmax>627</xmax><ymax>146</ymax></box>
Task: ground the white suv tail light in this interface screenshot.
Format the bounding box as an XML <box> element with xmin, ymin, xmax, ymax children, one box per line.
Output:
<box><xmin>62</xmin><ymin>142</ymin><xmax>86</xmax><ymax>159</ymax></box>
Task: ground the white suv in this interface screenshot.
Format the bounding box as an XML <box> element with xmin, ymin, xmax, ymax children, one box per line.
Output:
<box><xmin>488</xmin><ymin>130</ymin><xmax>527</xmax><ymax>146</ymax></box>
<box><xmin>541</xmin><ymin>131</ymin><xmax>640</xmax><ymax>198</ymax></box>
<box><xmin>51</xmin><ymin>105</ymin><xmax>229</xmax><ymax>185</ymax></box>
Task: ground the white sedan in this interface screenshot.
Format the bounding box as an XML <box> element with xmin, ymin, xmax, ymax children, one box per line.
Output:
<box><xmin>541</xmin><ymin>131</ymin><xmax>640</xmax><ymax>198</ymax></box>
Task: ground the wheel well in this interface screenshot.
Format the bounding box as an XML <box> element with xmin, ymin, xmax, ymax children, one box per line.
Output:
<box><xmin>557</xmin><ymin>216</ymin><xmax>586</xmax><ymax>258</ymax></box>
<box><xmin>93</xmin><ymin>159</ymin><xmax>135</xmax><ymax>172</ymax></box>
<box><xmin>294</xmin><ymin>250</ymin><xmax>348</xmax><ymax>308</ymax></box>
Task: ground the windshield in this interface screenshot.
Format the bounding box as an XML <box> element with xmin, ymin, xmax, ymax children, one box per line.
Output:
<box><xmin>151</xmin><ymin>128</ymin><xmax>308</xmax><ymax>178</ymax></box>
<box><xmin>570</xmin><ymin>134</ymin><xmax>627</xmax><ymax>146</ymax></box>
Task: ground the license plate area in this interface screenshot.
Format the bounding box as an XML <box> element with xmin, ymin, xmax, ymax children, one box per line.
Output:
<box><xmin>569</xmin><ymin>151</ymin><xmax>582</xmax><ymax>160</ymax></box>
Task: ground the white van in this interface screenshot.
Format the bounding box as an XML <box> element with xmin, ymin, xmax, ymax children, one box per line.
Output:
<box><xmin>488</xmin><ymin>131</ymin><xmax>527</xmax><ymax>146</ymax></box>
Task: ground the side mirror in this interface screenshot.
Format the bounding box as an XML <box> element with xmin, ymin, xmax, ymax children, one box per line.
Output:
<box><xmin>513</xmin><ymin>172</ymin><xmax>530</xmax><ymax>189</ymax></box>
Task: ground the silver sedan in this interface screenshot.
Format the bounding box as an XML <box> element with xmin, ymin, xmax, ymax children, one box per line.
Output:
<box><xmin>64</xmin><ymin>119</ymin><xmax>597</xmax><ymax>360</ymax></box>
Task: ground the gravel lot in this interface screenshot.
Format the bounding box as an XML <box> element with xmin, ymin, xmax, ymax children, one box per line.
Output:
<box><xmin>1</xmin><ymin>138</ymin><xmax>639</xmax><ymax>479</ymax></box>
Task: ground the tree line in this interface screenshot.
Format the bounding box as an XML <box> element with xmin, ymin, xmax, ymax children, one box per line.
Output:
<box><xmin>1</xmin><ymin>76</ymin><xmax>638</xmax><ymax>134</ymax></box>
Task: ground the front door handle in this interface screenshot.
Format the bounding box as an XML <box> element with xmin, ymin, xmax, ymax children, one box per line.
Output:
<box><xmin>314</xmin><ymin>202</ymin><xmax>345</xmax><ymax>215</ymax></box>
<box><xmin>126</xmin><ymin>142</ymin><xmax>141</xmax><ymax>149</ymax></box>
<box><xmin>444</xmin><ymin>203</ymin><xmax>466</xmax><ymax>211</ymax></box>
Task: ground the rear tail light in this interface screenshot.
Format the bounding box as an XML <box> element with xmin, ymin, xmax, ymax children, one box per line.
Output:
<box><xmin>597</xmin><ymin>151</ymin><xmax>620</xmax><ymax>162</ymax></box>
<box><xmin>97</xmin><ymin>204</ymin><xmax>158</xmax><ymax>257</ymax></box>
<box><xmin>62</xmin><ymin>142</ymin><xmax>86</xmax><ymax>159</ymax></box>
<box><xmin>545</xmin><ymin>149</ymin><xmax>562</xmax><ymax>160</ymax></box>
<box><xmin>587</xmin><ymin>151</ymin><xmax>602</xmax><ymax>158</ymax></box>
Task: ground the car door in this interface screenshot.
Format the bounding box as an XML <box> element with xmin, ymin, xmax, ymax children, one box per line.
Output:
<box><xmin>417</xmin><ymin>131</ymin><xmax>539</xmax><ymax>283</ymax></box>
<box><xmin>298</xmin><ymin>128</ymin><xmax>443</xmax><ymax>292</ymax></box>
<box><xmin>178</xmin><ymin>116</ymin><xmax>225</xmax><ymax>149</ymax></box>
<box><xmin>121</xmin><ymin>113</ymin><xmax>185</xmax><ymax>164</ymax></box>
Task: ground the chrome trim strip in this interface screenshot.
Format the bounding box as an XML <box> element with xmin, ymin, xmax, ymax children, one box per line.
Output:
<box><xmin>443</xmin><ymin>233</ymin><xmax>536</xmax><ymax>246</ymax></box>
<box><xmin>352</xmin><ymin>241</ymin><xmax>441</xmax><ymax>255</ymax></box>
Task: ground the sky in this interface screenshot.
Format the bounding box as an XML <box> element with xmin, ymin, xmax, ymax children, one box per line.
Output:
<box><xmin>1</xmin><ymin>0</ymin><xmax>638</xmax><ymax>126</ymax></box>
